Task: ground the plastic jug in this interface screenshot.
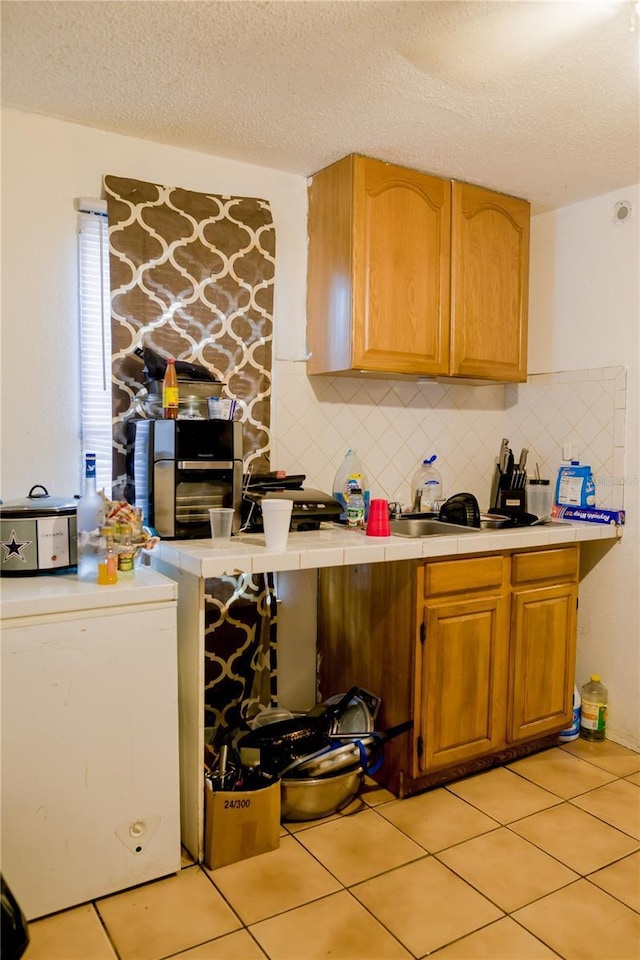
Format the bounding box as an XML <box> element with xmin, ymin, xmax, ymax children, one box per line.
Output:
<box><xmin>411</xmin><ymin>456</ymin><xmax>443</xmax><ymax>513</ymax></box>
<box><xmin>580</xmin><ymin>675</ymin><xmax>608</xmax><ymax>741</ymax></box>
<box><xmin>333</xmin><ymin>450</ymin><xmax>370</xmax><ymax>522</ymax></box>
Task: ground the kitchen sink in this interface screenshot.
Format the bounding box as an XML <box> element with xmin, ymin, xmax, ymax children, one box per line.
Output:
<box><xmin>389</xmin><ymin>518</ymin><xmax>481</xmax><ymax>538</ymax></box>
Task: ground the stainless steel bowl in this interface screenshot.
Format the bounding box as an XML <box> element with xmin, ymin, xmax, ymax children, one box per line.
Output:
<box><xmin>280</xmin><ymin>767</ymin><xmax>363</xmax><ymax>822</ymax></box>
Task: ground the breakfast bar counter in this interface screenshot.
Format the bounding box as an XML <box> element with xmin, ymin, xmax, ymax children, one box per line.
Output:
<box><xmin>152</xmin><ymin>519</ymin><xmax>620</xmax><ymax>861</ymax></box>
<box><xmin>153</xmin><ymin>518</ymin><xmax>619</xmax><ymax>578</ymax></box>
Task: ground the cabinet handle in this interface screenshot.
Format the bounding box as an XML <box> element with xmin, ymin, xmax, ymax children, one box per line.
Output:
<box><xmin>420</xmin><ymin>622</ymin><xmax>426</xmax><ymax>645</ymax></box>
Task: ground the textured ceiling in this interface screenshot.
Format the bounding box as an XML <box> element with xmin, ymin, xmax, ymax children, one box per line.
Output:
<box><xmin>2</xmin><ymin>0</ymin><xmax>639</xmax><ymax>212</ymax></box>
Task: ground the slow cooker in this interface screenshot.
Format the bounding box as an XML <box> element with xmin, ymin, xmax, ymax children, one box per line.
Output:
<box><xmin>0</xmin><ymin>485</ymin><xmax>78</xmax><ymax>575</ymax></box>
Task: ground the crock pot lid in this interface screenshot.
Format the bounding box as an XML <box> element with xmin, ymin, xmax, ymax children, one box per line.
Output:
<box><xmin>0</xmin><ymin>484</ymin><xmax>78</xmax><ymax>516</ymax></box>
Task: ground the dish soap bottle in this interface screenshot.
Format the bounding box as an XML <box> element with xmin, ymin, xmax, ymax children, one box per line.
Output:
<box><xmin>333</xmin><ymin>449</ymin><xmax>370</xmax><ymax>523</ymax></box>
<box><xmin>411</xmin><ymin>456</ymin><xmax>443</xmax><ymax>513</ymax></box>
<box><xmin>346</xmin><ymin>485</ymin><xmax>366</xmax><ymax>529</ymax></box>
<box><xmin>580</xmin><ymin>675</ymin><xmax>608</xmax><ymax>741</ymax></box>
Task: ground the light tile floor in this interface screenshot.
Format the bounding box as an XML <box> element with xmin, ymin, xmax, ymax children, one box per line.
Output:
<box><xmin>23</xmin><ymin>740</ymin><xmax>640</xmax><ymax>960</ymax></box>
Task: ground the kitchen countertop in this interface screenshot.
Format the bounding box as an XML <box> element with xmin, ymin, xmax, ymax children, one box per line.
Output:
<box><xmin>153</xmin><ymin>520</ymin><xmax>621</xmax><ymax>579</ymax></box>
<box><xmin>0</xmin><ymin>566</ymin><xmax>177</xmax><ymax>620</ymax></box>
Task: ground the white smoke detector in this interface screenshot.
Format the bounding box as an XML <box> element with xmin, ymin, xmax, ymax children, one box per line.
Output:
<box><xmin>612</xmin><ymin>201</ymin><xmax>633</xmax><ymax>225</ymax></box>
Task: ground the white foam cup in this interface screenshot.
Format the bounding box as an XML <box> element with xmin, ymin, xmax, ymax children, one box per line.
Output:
<box><xmin>209</xmin><ymin>507</ymin><xmax>234</xmax><ymax>540</ymax></box>
<box><xmin>261</xmin><ymin>498</ymin><xmax>293</xmax><ymax>550</ymax></box>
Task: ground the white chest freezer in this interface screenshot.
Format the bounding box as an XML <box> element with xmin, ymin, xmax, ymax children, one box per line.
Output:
<box><xmin>1</xmin><ymin>569</ymin><xmax>181</xmax><ymax>920</ymax></box>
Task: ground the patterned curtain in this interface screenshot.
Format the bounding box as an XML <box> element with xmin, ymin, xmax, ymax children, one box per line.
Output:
<box><xmin>203</xmin><ymin>572</ymin><xmax>279</xmax><ymax>762</ymax></box>
<box><xmin>104</xmin><ymin>175</ymin><xmax>275</xmax><ymax>492</ymax></box>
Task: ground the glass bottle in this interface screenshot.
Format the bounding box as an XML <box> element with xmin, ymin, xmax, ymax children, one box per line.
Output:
<box><xmin>76</xmin><ymin>452</ymin><xmax>106</xmax><ymax>582</ymax></box>
<box><xmin>97</xmin><ymin>525</ymin><xmax>118</xmax><ymax>585</ymax></box>
<box><xmin>117</xmin><ymin>521</ymin><xmax>135</xmax><ymax>577</ymax></box>
<box><xmin>162</xmin><ymin>358</ymin><xmax>179</xmax><ymax>420</ymax></box>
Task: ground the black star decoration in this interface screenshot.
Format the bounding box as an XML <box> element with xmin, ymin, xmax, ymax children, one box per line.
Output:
<box><xmin>2</xmin><ymin>529</ymin><xmax>32</xmax><ymax>563</ymax></box>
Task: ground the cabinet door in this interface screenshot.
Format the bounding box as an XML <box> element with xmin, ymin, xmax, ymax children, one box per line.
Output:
<box><xmin>418</xmin><ymin>595</ymin><xmax>509</xmax><ymax>773</ymax></box>
<box><xmin>450</xmin><ymin>181</ymin><xmax>529</xmax><ymax>381</ymax></box>
<box><xmin>351</xmin><ymin>156</ymin><xmax>451</xmax><ymax>375</ymax></box>
<box><xmin>509</xmin><ymin>583</ymin><xmax>577</xmax><ymax>742</ymax></box>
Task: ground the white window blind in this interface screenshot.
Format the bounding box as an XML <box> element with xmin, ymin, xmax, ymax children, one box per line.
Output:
<box><xmin>77</xmin><ymin>199</ymin><xmax>113</xmax><ymax>497</ymax></box>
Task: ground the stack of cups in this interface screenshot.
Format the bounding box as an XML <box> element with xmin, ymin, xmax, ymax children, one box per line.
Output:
<box><xmin>366</xmin><ymin>499</ymin><xmax>391</xmax><ymax>537</ymax></box>
<box><xmin>261</xmin><ymin>498</ymin><xmax>293</xmax><ymax>550</ymax></box>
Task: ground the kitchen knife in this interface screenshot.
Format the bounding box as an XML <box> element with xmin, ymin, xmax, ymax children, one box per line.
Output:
<box><xmin>506</xmin><ymin>449</ymin><xmax>514</xmax><ymax>477</ymax></box>
<box><xmin>499</xmin><ymin>439</ymin><xmax>510</xmax><ymax>474</ymax></box>
<box><xmin>517</xmin><ymin>448</ymin><xmax>528</xmax><ymax>473</ymax></box>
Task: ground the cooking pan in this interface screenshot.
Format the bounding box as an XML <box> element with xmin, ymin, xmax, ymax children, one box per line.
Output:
<box><xmin>485</xmin><ymin>507</ymin><xmax>540</xmax><ymax>527</ymax></box>
<box><xmin>238</xmin><ymin>687</ymin><xmax>361</xmax><ymax>776</ymax></box>
<box><xmin>306</xmin><ymin>686</ymin><xmax>381</xmax><ymax>733</ymax></box>
<box><xmin>281</xmin><ymin>719</ymin><xmax>414</xmax><ymax>779</ymax></box>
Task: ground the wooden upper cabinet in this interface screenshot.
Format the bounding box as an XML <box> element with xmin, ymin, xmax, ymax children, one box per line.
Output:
<box><xmin>306</xmin><ymin>154</ymin><xmax>530</xmax><ymax>382</ymax></box>
<box><xmin>450</xmin><ymin>182</ymin><xmax>530</xmax><ymax>382</ymax></box>
<box><xmin>307</xmin><ymin>154</ymin><xmax>451</xmax><ymax>377</ymax></box>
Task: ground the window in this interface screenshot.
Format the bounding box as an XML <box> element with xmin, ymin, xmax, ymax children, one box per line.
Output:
<box><xmin>77</xmin><ymin>199</ymin><xmax>112</xmax><ymax>497</ymax></box>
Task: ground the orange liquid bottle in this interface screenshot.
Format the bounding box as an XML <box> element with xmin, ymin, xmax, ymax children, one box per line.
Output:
<box><xmin>163</xmin><ymin>358</ymin><xmax>179</xmax><ymax>419</ymax></box>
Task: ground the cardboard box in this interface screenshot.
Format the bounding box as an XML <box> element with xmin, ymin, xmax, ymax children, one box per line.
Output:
<box><xmin>552</xmin><ymin>505</ymin><xmax>626</xmax><ymax>525</ymax></box>
<box><xmin>204</xmin><ymin>781</ymin><xmax>280</xmax><ymax>869</ymax></box>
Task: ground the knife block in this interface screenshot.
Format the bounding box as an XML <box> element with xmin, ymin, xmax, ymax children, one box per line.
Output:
<box><xmin>496</xmin><ymin>482</ymin><xmax>526</xmax><ymax>512</ymax></box>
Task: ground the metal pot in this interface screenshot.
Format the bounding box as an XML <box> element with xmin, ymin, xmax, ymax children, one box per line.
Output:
<box><xmin>238</xmin><ymin>687</ymin><xmax>360</xmax><ymax>776</ymax></box>
<box><xmin>323</xmin><ymin>689</ymin><xmax>380</xmax><ymax>733</ymax></box>
<box><xmin>280</xmin><ymin>767</ymin><xmax>364</xmax><ymax>822</ymax></box>
<box><xmin>439</xmin><ymin>493</ymin><xmax>481</xmax><ymax>527</ymax></box>
<box><xmin>0</xmin><ymin>485</ymin><xmax>78</xmax><ymax>575</ymax></box>
<box><xmin>134</xmin><ymin>379</ymin><xmax>225</xmax><ymax>420</ymax></box>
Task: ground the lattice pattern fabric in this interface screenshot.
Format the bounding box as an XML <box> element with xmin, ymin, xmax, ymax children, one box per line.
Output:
<box><xmin>104</xmin><ymin>175</ymin><xmax>275</xmax><ymax>491</ymax></box>
<box><xmin>203</xmin><ymin>572</ymin><xmax>278</xmax><ymax>761</ymax></box>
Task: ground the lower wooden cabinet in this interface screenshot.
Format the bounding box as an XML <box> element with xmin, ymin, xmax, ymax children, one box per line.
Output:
<box><xmin>317</xmin><ymin>545</ymin><xmax>579</xmax><ymax>797</ymax></box>
<box><xmin>508</xmin><ymin>582</ymin><xmax>578</xmax><ymax>742</ymax></box>
<box><xmin>418</xmin><ymin>593</ymin><xmax>509</xmax><ymax>774</ymax></box>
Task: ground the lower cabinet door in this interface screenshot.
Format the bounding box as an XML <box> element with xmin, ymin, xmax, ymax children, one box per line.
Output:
<box><xmin>508</xmin><ymin>583</ymin><xmax>577</xmax><ymax>742</ymax></box>
<box><xmin>417</xmin><ymin>594</ymin><xmax>509</xmax><ymax>773</ymax></box>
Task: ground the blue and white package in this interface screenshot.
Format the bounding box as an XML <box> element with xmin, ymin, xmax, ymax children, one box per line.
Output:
<box><xmin>552</xmin><ymin>505</ymin><xmax>625</xmax><ymax>526</ymax></box>
<box><xmin>554</xmin><ymin>461</ymin><xmax>596</xmax><ymax>507</ymax></box>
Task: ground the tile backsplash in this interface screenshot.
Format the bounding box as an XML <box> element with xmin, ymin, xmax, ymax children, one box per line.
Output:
<box><xmin>505</xmin><ymin>366</ymin><xmax>627</xmax><ymax>510</ymax></box>
<box><xmin>271</xmin><ymin>362</ymin><xmax>627</xmax><ymax>512</ymax></box>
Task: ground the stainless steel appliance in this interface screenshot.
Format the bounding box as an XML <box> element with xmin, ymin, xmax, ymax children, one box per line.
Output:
<box><xmin>0</xmin><ymin>485</ymin><xmax>78</xmax><ymax>575</ymax></box>
<box><xmin>126</xmin><ymin>419</ymin><xmax>243</xmax><ymax>539</ymax></box>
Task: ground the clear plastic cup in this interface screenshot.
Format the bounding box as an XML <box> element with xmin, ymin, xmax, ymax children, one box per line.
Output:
<box><xmin>209</xmin><ymin>507</ymin><xmax>234</xmax><ymax>540</ymax></box>
<box><xmin>527</xmin><ymin>479</ymin><xmax>553</xmax><ymax>519</ymax></box>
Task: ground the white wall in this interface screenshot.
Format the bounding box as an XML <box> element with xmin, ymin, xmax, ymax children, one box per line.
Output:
<box><xmin>528</xmin><ymin>186</ymin><xmax>639</xmax><ymax>748</ymax></box>
<box><xmin>0</xmin><ymin>108</ymin><xmax>308</xmax><ymax>500</ymax></box>
<box><xmin>2</xmin><ymin>107</ymin><xmax>638</xmax><ymax>746</ymax></box>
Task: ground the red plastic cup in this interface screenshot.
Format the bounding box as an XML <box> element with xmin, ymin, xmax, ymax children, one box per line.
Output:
<box><xmin>366</xmin><ymin>499</ymin><xmax>391</xmax><ymax>537</ymax></box>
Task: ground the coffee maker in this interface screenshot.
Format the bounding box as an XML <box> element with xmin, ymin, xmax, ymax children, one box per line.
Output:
<box><xmin>126</xmin><ymin>419</ymin><xmax>244</xmax><ymax>539</ymax></box>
